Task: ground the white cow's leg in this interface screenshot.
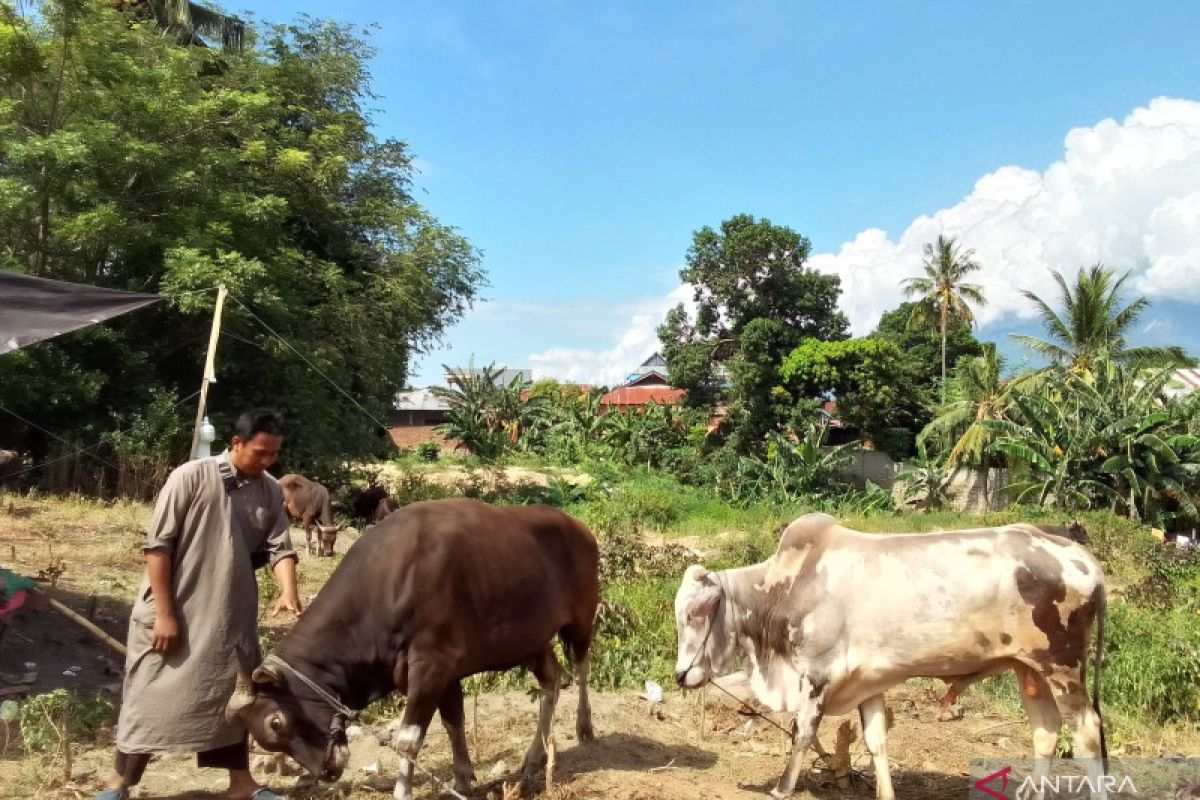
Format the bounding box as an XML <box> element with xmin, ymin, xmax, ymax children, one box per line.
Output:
<box><xmin>770</xmin><ymin>674</ymin><xmax>826</xmax><ymax>800</ymax></box>
<box><xmin>1017</xmin><ymin>668</ymin><xmax>1061</xmax><ymax>800</ymax></box>
<box><xmin>522</xmin><ymin>645</ymin><xmax>561</xmax><ymax>780</ymax></box>
<box><xmin>1054</xmin><ymin>673</ymin><xmax>1107</xmax><ymax>800</ymax></box>
<box><xmin>439</xmin><ymin>681</ymin><xmax>476</xmax><ymax>793</ymax></box>
<box><xmin>859</xmin><ymin>694</ymin><xmax>896</xmax><ymax>800</ymax></box>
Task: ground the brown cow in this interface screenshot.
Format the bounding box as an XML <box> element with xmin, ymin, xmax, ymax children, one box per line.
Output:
<box><xmin>0</xmin><ymin>449</ymin><xmax>23</xmax><ymax>490</ymax></box>
<box><xmin>278</xmin><ymin>473</ymin><xmax>343</xmax><ymax>556</ymax></box>
<box><xmin>373</xmin><ymin>495</ymin><xmax>397</xmax><ymax>521</ymax></box>
<box><xmin>225</xmin><ymin>498</ymin><xmax>600</xmax><ymax>800</ymax></box>
<box><xmin>350</xmin><ymin>483</ymin><xmax>390</xmax><ymax>524</ymax></box>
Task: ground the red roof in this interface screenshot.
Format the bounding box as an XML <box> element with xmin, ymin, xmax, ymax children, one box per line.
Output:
<box><xmin>599</xmin><ymin>386</ymin><xmax>686</xmax><ymax>407</ymax></box>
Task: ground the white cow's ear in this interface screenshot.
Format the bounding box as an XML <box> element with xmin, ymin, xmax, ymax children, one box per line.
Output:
<box><xmin>687</xmin><ymin>584</ymin><xmax>721</xmax><ymax>621</ymax></box>
<box><xmin>684</xmin><ymin>564</ymin><xmax>710</xmax><ymax>584</ymax></box>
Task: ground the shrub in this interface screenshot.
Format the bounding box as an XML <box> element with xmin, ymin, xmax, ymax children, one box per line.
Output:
<box><xmin>19</xmin><ymin>690</ymin><xmax>116</xmax><ymax>754</ymax></box>
<box><xmin>1104</xmin><ymin>601</ymin><xmax>1200</xmax><ymax>723</ymax></box>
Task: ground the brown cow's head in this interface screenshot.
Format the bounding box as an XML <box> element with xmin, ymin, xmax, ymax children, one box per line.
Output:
<box><xmin>226</xmin><ymin>664</ymin><xmax>350</xmax><ymax>781</ymax></box>
<box><xmin>316</xmin><ymin>523</ymin><xmax>344</xmax><ymax>557</ymax></box>
<box><xmin>673</xmin><ymin>564</ymin><xmax>730</xmax><ymax>689</ymax></box>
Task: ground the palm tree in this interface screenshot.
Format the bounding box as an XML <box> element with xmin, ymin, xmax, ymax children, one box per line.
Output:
<box><xmin>135</xmin><ymin>0</ymin><xmax>246</xmax><ymax>50</ymax></box>
<box><xmin>1012</xmin><ymin>264</ymin><xmax>1193</xmax><ymax>379</ymax></box>
<box><xmin>902</xmin><ymin>235</ymin><xmax>987</xmax><ymax>401</ymax></box>
<box><xmin>918</xmin><ymin>344</ymin><xmax>1010</xmax><ymax>469</ymax></box>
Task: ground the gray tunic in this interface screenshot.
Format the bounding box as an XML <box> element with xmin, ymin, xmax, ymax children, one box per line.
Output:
<box><xmin>116</xmin><ymin>451</ymin><xmax>296</xmax><ymax>753</ymax></box>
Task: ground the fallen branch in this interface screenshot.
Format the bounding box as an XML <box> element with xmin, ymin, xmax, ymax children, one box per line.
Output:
<box><xmin>649</xmin><ymin>758</ymin><xmax>677</xmax><ymax>773</ymax></box>
<box><xmin>971</xmin><ymin>720</ymin><xmax>1024</xmax><ymax>738</ymax></box>
<box><xmin>49</xmin><ymin>597</ymin><xmax>126</xmax><ymax>657</ymax></box>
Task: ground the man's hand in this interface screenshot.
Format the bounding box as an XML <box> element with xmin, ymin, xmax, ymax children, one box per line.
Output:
<box><xmin>152</xmin><ymin>611</ymin><xmax>180</xmax><ymax>653</ymax></box>
<box><xmin>271</xmin><ymin>555</ymin><xmax>302</xmax><ymax>618</ymax></box>
<box><xmin>272</xmin><ymin>593</ymin><xmax>303</xmax><ymax>617</ymax></box>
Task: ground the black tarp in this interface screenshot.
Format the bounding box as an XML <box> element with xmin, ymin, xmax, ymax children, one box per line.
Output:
<box><xmin>0</xmin><ymin>270</ymin><xmax>161</xmax><ymax>354</ymax></box>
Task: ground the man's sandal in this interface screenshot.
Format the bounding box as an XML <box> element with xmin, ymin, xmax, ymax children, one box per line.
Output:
<box><xmin>90</xmin><ymin>790</ymin><xmax>127</xmax><ymax>800</ymax></box>
<box><xmin>248</xmin><ymin>789</ymin><xmax>284</xmax><ymax>800</ymax></box>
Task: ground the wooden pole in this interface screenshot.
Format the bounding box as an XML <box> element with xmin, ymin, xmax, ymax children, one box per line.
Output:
<box><xmin>48</xmin><ymin>597</ymin><xmax>126</xmax><ymax>656</ymax></box>
<box><xmin>189</xmin><ymin>284</ymin><xmax>228</xmax><ymax>460</ymax></box>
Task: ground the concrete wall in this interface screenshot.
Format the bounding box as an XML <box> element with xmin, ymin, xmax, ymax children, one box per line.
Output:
<box><xmin>831</xmin><ymin>446</ymin><xmax>1011</xmax><ymax>512</ymax></box>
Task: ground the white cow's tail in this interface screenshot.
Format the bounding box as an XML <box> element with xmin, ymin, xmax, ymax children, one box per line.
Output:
<box><xmin>1093</xmin><ymin>585</ymin><xmax>1108</xmax><ymax>774</ymax></box>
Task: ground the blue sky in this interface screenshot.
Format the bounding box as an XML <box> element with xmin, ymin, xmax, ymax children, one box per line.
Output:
<box><xmin>246</xmin><ymin>1</ymin><xmax>1200</xmax><ymax>386</ymax></box>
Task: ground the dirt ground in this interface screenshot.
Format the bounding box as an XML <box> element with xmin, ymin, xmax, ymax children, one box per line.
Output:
<box><xmin>2</xmin><ymin>493</ymin><xmax>1198</xmax><ymax>799</ymax></box>
<box><xmin>13</xmin><ymin>680</ymin><xmax>1039</xmax><ymax>800</ymax></box>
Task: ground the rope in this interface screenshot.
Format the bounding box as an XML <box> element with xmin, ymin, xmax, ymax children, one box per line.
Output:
<box><xmin>0</xmin><ymin>389</ymin><xmax>201</xmax><ymax>484</ymax></box>
<box><xmin>226</xmin><ymin>295</ymin><xmax>392</xmax><ymax>434</ymax></box>
<box><xmin>262</xmin><ymin>654</ymin><xmax>357</xmax><ymax>719</ymax></box>
<box><xmin>703</xmin><ymin>679</ymin><xmax>794</xmax><ymax>738</ymax></box>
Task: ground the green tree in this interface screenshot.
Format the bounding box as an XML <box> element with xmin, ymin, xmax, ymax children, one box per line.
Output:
<box><xmin>779</xmin><ymin>337</ymin><xmax>906</xmax><ymax>449</ymax></box>
<box><xmin>0</xmin><ymin>0</ymin><xmax>484</xmax><ymax>484</ymax></box>
<box><xmin>896</xmin><ymin>444</ymin><xmax>955</xmax><ymax>512</ymax></box>
<box><xmin>1013</xmin><ymin>265</ymin><xmax>1194</xmax><ymax>379</ymax></box>
<box><xmin>918</xmin><ymin>343</ymin><xmax>1010</xmax><ymax>469</ymax></box>
<box><xmin>433</xmin><ymin>363</ymin><xmax>528</xmax><ymax>461</ymax></box>
<box><xmin>901</xmin><ymin>235</ymin><xmax>987</xmax><ymax>401</ymax></box>
<box><xmin>658</xmin><ymin>214</ymin><xmax>849</xmax><ymax>448</ymax></box>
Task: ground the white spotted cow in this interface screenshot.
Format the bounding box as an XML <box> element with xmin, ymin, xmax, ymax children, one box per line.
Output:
<box><xmin>673</xmin><ymin>512</ymin><xmax>1108</xmax><ymax>800</ymax></box>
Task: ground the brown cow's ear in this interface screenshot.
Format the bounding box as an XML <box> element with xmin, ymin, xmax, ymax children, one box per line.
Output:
<box><xmin>252</xmin><ymin>665</ymin><xmax>284</xmax><ymax>688</ymax></box>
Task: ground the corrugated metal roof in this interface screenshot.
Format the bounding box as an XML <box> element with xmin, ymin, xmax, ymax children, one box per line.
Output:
<box><xmin>394</xmin><ymin>389</ymin><xmax>452</xmax><ymax>411</ymax></box>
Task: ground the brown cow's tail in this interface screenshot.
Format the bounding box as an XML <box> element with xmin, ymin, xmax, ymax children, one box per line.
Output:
<box><xmin>1093</xmin><ymin>585</ymin><xmax>1108</xmax><ymax>774</ymax></box>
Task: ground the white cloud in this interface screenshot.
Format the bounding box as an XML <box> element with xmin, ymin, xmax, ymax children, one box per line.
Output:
<box><xmin>813</xmin><ymin>97</ymin><xmax>1200</xmax><ymax>333</ymax></box>
<box><xmin>527</xmin><ymin>285</ymin><xmax>694</xmax><ymax>386</ymax></box>
<box><xmin>529</xmin><ymin>97</ymin><xmax>1200</xmax><ymax>383</ymax></box>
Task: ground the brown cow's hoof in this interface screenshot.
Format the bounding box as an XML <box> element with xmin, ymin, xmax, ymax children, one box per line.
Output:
<box><xmin>577</xmin><ymin>723</ymin><xmax>595</xmax><ymax>743</ymax></box>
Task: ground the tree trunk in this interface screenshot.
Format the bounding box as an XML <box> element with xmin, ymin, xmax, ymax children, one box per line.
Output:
<box><xmin>939</xmin><ymin>300</ymin><xmax>948</xmax><ymax>404</ymax></box>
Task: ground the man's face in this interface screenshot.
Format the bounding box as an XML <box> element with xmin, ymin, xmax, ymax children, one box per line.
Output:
<box><xmin>229</xmin><ymin>433</ymin><xmax>283</xmax><ymax>476</ymax></box>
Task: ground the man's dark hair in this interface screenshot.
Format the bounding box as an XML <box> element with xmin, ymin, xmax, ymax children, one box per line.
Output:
<box><xmin>233</xmin><ymin>410</ymin><xmax>284</xmax><ymax>441</ymax></box>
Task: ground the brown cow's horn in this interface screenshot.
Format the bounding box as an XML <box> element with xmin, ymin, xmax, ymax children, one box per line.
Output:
<box><xmin>225</xmin><ymin>667</ymin><xmax>256</xmax><ymax>721</ymax></box>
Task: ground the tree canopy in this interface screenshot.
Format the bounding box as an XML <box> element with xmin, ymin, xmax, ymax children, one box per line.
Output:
<box><xmin>658</xmin><ymin>214</ymin><xmax>848</xmax><ymax>448</ymax></box>
<box><xmin>0</xmin><ymin>0</ymin><xmax>484</xmax><ymax>486</ymax></box>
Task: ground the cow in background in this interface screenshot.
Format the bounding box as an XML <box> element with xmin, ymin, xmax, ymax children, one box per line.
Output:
<box><xmin>279</xmin><ymin>473</ymin><xmax>344</xmax><ymax>556</ymax></box>
<box><xmin>350</xmin><ymin>483</ymin><xmax>392</xmax><ymax>526</ymax></box>
<box><xmin>0</xmin><ymin>449</ymin><xmax>24</xmax><ymax>490</ymax></box>
<box><xmin>373</xmin><ymin>496</ymin><xmax>397</xmax><ymax>522</ymax></box>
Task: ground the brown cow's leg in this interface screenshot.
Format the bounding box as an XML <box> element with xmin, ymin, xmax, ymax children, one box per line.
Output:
<box><xmin>573</xmin><ymin>650</ymin><xmax>594</xmax><ymax>742</ymax></box>
<box><xmin>390</xmin><ymin>676</ymin><xmax>442</xmax><ymax>800</ymax></box>
<box><xmin>304</xmin><ymin>518</ymin><xmax>315</xmax><ymax>555</ymax></box>
<box><xmin>859</xmin><ymin>694</ymin><xmax>895</xmax><ymax>800</ymax></box>
<box><xmin>770</xmin><ymin>674</ymin><xmax>826</xmax><ymax>800</ymax></box>
<box><xmin>521</xmin><ymin>645</ymin><xmax>561</xmax><ymax>781</ymax></box>
<box><xmin>438</xmin><ymin>680</ymin><xmax>476</xmax><ymax>793</ymax></box>
<box><xmin>561</xmin><ymin>624</ymin><xmax>595</xmax><ymax>742</ymax></box>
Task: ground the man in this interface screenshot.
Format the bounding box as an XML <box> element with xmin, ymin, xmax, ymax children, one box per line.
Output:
<box><xmin>93</xmin><ymin>411</ymin><xmax>302</xmax><ymax>800</ymax></box>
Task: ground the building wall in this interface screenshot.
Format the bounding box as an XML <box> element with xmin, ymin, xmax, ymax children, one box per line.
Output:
<box><xmin>831</xmin><ymin>446</ymin><xmax>1012</xmax><ymax>513</ymax></box>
